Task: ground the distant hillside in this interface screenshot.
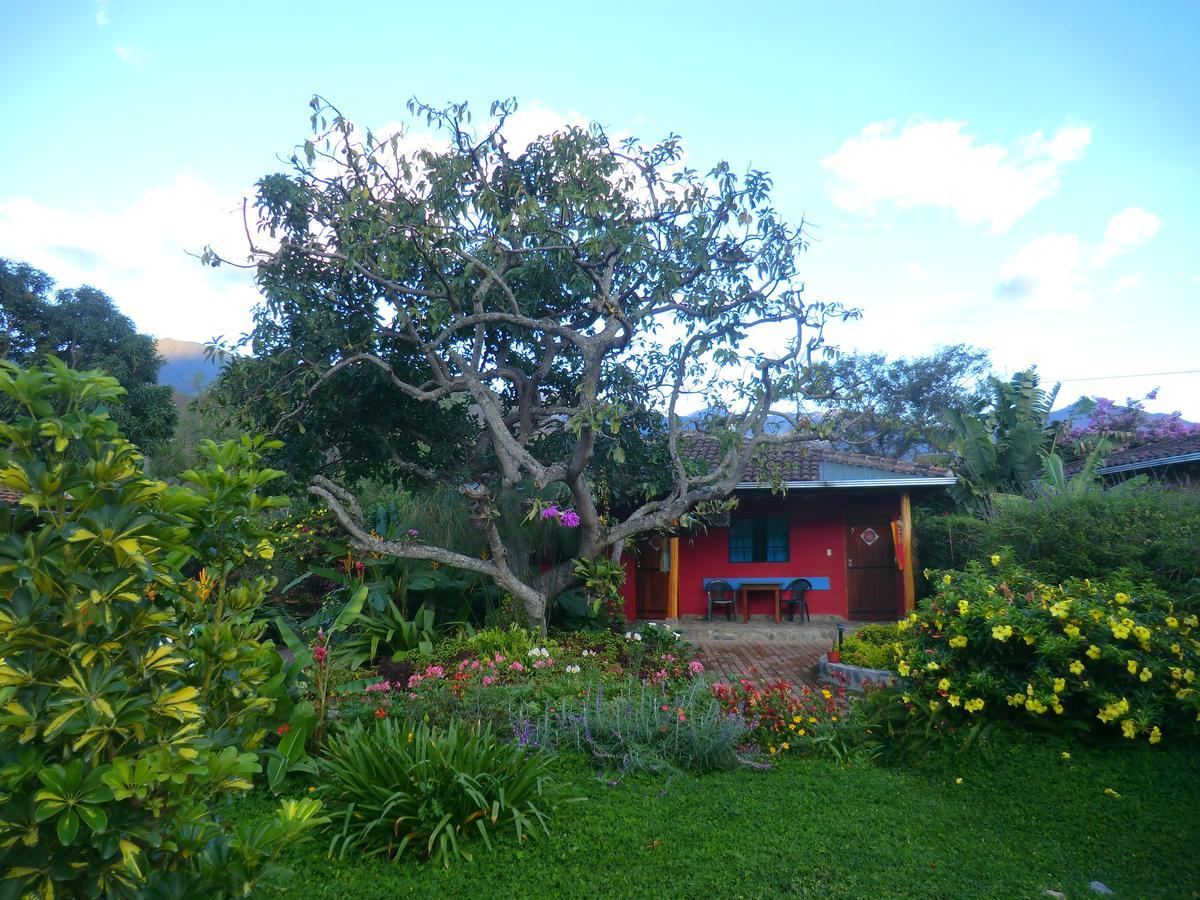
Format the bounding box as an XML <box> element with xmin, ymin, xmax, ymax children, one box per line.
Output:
<box><xmin>156</xmin><ymin>339</ymin><xmax>227</xmax><ymax>394</ymax></box>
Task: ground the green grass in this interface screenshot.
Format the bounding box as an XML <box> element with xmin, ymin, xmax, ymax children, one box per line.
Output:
<box><xmin>239</xmin><ymin>737</ymin><xmax>1200</xmax><ymax>899</ymax></box>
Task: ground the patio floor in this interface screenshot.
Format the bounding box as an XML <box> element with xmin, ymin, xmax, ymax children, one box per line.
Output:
<box><xmin>670</xmin><ymin>619</ymin><xmax>848</xmax><ymax>689</ymax></box>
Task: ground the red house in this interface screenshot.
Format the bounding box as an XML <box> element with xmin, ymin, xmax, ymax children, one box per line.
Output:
<box><xmin>620</xmin><ymin>441</ymin><xmax>954</xmax><ymax>623</ymax></box>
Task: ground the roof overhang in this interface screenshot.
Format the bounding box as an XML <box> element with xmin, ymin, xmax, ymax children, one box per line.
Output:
<box><xmin>735</xmin><ymin>476</ymin><xmax>956</xmax><ymax>491</ymax></box>
<box><xmin>1098</xmin><ymin>452</ymin><xmax>1200</xmax><ymax>476</ymax></box>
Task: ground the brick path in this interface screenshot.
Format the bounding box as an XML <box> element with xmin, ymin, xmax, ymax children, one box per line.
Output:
<box><xmin>697</xmin><ymin>640</ymin><xmax>826</xmax><ymax>688</ymax></box>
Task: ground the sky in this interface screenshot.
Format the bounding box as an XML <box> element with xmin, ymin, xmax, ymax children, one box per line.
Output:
<box><xmin>1</xmin><ymin>1</ymin><xmax>1198</xmax><ymax>416</ymax></box>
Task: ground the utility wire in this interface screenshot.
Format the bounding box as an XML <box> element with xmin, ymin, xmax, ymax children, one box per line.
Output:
<box><xmin>1050</xmin><ymin>368</ymin><xmax>1200</xmax><ymax>383</ymax></box>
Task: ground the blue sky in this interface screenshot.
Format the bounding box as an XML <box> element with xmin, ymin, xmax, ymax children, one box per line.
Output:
<box><xmin>2</xmin><ymin>1</ymin><xmax>1198</xmax><ymax>415</ymax></box>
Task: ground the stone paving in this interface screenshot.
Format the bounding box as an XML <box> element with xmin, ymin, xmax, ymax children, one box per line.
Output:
<box><xmin>670</xmin><ymin>618</ymin><xmax>850</xmax><ymax>689</ymax></box>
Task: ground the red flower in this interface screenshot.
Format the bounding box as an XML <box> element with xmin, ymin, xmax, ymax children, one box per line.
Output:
<box><xmin>374</xmin><ymin>708</ymin><xmax>387</xmax><ymax>719</ymax></box>
<box><xmin>276</xmin><ymin>723</ymin><xmax>291</xmax><ymax>736</ymax></box>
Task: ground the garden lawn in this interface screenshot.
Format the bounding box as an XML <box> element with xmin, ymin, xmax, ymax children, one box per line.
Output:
<box><xmin>237</xmin><ymin>737</ymin><xmax>1200</xmax><ymax>899</ymax></box>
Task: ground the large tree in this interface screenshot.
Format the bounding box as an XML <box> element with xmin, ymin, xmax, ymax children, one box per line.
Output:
<box><xmin>825</xmin><ymin>345</ymin><xmax>992</xmax><ymax>459</ymax></box>
<box><xmin>0</xmin><ymin>259</ymin><xmax>177</xmax><ymax>451</ymax></box>
<box><xmin>206</xmin><ymin>97</ymin><xmax>855</xmax><ymax>624</ymax></box>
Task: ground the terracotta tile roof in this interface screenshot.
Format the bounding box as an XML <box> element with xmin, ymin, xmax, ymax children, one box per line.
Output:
<box><xmin>683</xmin><ymin>435</ymin><xmax>951</xmax><ymax>483</ymax></box>
<box><xmin>1064</xmin><ymin>433</ymin><xmax>1200</xmax><ymax>475</ymax></box>
<box><xmin>0</xmin><ymin>487</ymin><xmax>21</xmax><ymax>506</ymax></box>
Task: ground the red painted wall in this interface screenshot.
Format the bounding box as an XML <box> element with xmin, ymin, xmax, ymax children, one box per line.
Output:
<box><xmin>623</xmin><ymin>490</ymin><xmax>906</xmax><ymax>621</ymax></box>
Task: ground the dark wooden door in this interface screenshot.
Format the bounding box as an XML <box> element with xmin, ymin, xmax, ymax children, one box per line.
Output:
<box><xmin>846</xmin><ymin>521</ymin><xmax>897</xmax><ymax>620</ymax></box>
<box><xmin>635</xmin><ymin>537</ymin><xmax>670</xmax><ymax>619</ymax></box>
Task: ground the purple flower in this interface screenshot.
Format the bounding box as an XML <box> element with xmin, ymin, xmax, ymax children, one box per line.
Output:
<box><xmin>560</xmin><ymin>509</ymin><xmax>581</xmax><ymax>528</ymax></box>
<box><xmin>541</xmin><ymin>505</ymin><xmax>561</xmax><ymax>519</ymax></box>
<box><xmin>407</xmin><ymin>528</ymin><xmax>419</xmax><ymax>537</ymax></box>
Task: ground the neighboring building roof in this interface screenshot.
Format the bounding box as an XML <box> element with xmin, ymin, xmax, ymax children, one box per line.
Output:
<box><xmin>1065</xmin><ymin>433</ymin><xmax>1200</xmax><ymax>477</ymax></box>
<box><xmin>0</xmin><ymin>488</ymin><xmax>20</xmax><ymax>506</ymax></box>
<box><xmin>684</xmin><ymin>436</ymin><xmax>954</xmax><ymax>489</ymax></box>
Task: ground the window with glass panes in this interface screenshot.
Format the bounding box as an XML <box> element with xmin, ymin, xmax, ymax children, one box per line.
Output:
<box><xmin>728</xmin><ymin>517</ymin><xmax>789</xmax><ymax>562</ymax></box>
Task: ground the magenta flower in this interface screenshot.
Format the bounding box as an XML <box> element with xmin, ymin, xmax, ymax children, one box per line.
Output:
<box><xmin>541</xmin><ymin>505</ymin><xmax>561</xmax><ymax>519</ymax></box>
<box><xmin>407</xmin><ymin>528</ymin><xmax>419</xmax><ymax>538</ymax></box>
<box><xmin>560</xmin><ymin>509</ymin><xmax>581</xmax><ymax>527</ymax></box>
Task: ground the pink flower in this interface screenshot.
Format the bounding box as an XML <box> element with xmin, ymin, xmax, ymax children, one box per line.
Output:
<box><xmin>365</xmin><ymin>680</ymin><xmax>392</xmax><ymax>693</ymax></box>
<box><xmin>509</xmin><ymin>661</ymin><xmax>525</xmax><ymax>672</ymax></box>
<box><xmin>482</xmin><ymin>675</ymin><xmax>496</xmax><ymax>686</ymax></box>
<box><xmin>424</xmin><ymin>665</ymin><xmax>445</xmax><ymax>679</ymax></box>
<box><xmin>313</xmin><ymin>645</ymin><xmax>327</xmax><ymax>665</ymax></box>
<box><xmin>541</xmin><ymin>505</ymin><xmax>561</xmax><ymax>519</ymax></box>
<box><xmin>407</xmin><ymin>674</ymin><xmax>424</xmax><ymax>689</ymax></box>
<box><xmin>560</xmin><ymin>509</ymin><xmax>581</xmax><ymax>528</ymax></box>
<box><xmin>689</xmin><ymin>660</ymin><xmax>705</xmax><ymax>675</ymax></box>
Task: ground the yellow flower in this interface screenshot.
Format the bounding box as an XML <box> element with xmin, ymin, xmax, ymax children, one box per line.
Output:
<box><xmin>947</xmin><ymin>694</ymin><xmax>961</xmax><ymax>707</ymax></box>
<box><xmin>792</xmin><ymin>715</ymin><xmax>802</xmax><ymax>724</ymax></box>
<box><xmin>1171</xmin><ymin>643</ymin><xmax>1182</xmax><ymax>657</ymax></box>
<box><xmin>897</xmin><ymin>619</ymin><xmax>910</xmax><ymax>632</ymax></box>
<box><xmin>1063</xmin><ymin>623</ymin><xmax>1080</xmax><ymax>638</ymax></box>
<box><xmin>1087</xmin><ymin>645</ymin><xmax>1103</xmax><ymax>660</ymax></box>
<box><xmin>926</xmin><ymin>661</ymin><xmax>940</xmax><ymax>671</ymax></box>
<box><xmin>929</xmin><ymin>700</ymin><xmax>942</xmax><ymax>712</ymax></box>
<box><xmin>1132</xmin><ymin>625</ymin><xmax>1151</xmax><ymax>643</ymax></box>
<box><xmin>1007</xmin><ymin>693</ymin><xmax>1026</xmax><ymax>707</ymax></box>
<box><xmin>1166</xmin><ymin>616</ymin><xmax>1179</xmax><ymax>629</ymax></box>
<box><xmin>256</xmin><ymin>539</ymin><xmax>275</xmax><ymax>560</ymax></box>
<box><xmin>898</xmin><ymin>661</ymin><xmax>911</xmax><ymax>677</ymax></box>
<box><xmin>991</xmin><ymin>624</ymin><xmax>1013</xmax><ymax>642</ymax></box>
<box><xmin>1025</xmin><ymin>697</ymin><xmax>1048</xmax><ymax>714</ymax></box>
<box><xmin>964</xmin><ymin>698</ymin><xmax>985</xmax><ymax>713</ymax></box>
<box><xmin>1049</xmin><ymin>600</ymin><xmax>1071</xmax><ymax>619</ymax></box>
<box><xmin>1185</xmin><ymin>669</ymin><xmax>1196</xmax><ymax>683</ymax></box>
<box><xmin>1139</xmin><ymin>667</ymin><xmax>1153</xmax><ymax>682</ymax></box>
<box><xmin>943</xmin><ymin>574</ymin><xmax>952</xmax><ymax>585</ymax></box>
<box><xmin>1127</xmin><ymin>659</ymin><xmax>1139</xmax><ymax>675</ymax></box>
<box><xmin>1115</xmin><ymin>592</ymin><xmax>1130</xmax><ymax>605</ymax></box>
<box><xmin>1052</xmin><ymin>702</ymin><xmax>1064</xmax><ymax>715</ymax></box>
<box><xmin>957</xmin><ymin>600</ymin><xmax>970</xmax><ymax>616</ymax></box>
<box><xmin>1185</xmin><ymin>615</ymin><xmax>1198</xmax><ymax>627</ymax></box>
<box><xmin>1069</xmin><ymin>660</ymin><xmax>1085</xmax><ymax>676</ymax></box>
<box><xmin>822</xmin><ymin>688</ymin><xmax>832</xmax><ymax>699</ymax></box>
<box><xmin>1023</xmin><ymin>634</ymin><xmax>1037</xmax><ymax>645</ymax></box>
<box><xmin>956</xmin><ymin>777</ymin><xmax>963</xmax><ymax>784</ymax></box>
<box><xmin>923</xmin><ymin>568</ymin><xmax>931</xmax><ymax>580</ymax></box>
<box><xmin>781</xmin><ymin>742</ymin><xmax>790</xmax><ymax>751</ymax></box>
<box><xmin>1053</xmin><ymin>678</ymin><xmax>1066</xmax><ymax>694</ymax></box>
<box><xmin>938</xmin><ymin>678</ymin><xmax>951</xmax><ymax>692</ymax></box>
<box><xmin>1120</xmin><ymin>719</ymin><xmax>1136</xmax><ymax>739</ymax></box>
<box><xmin>949</xmin><ymin>635</ymin><xmax>968</xmax><ymax>648</ymax></box>
<box><xmin>1061</xmin><ymin>751</ymin><xmax>1071</xmax><ymax>760</ymax></box>
<box><xmin>1149</xmin><ymin>726</ymin><xmax>1162</xmax><ymax>745</ymax></box>
<box><xmin>990</xmin><ymin>554</ymin><xmax>1001</xmax><ymax>566</ymax></box>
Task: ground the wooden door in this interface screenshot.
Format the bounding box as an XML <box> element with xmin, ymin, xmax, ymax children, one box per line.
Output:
<box><xmin>635</xmin><ymin>537</ymin><xmax>670</xmax><ymax>620</ymax></box>
<box><xmin>846</xmin><ymin>521</ymin><xmax>897</xmax><ymax>620</ymax></box>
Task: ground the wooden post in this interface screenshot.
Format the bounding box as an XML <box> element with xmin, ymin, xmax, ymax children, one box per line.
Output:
<box><xmin>900</xmin><ymin>491</ymin><xmax>916</xmax><ymax>614</ymax></box>
<box><xmin>668</xmin><ymin>536</ymin><xmax>680</xmax><ymax>620</ymax></box>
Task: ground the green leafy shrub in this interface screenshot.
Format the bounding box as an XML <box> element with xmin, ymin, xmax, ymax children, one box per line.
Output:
<box><xmin>840</xmin><ymin>624</ymin><xmax>902</xmax><ymax>669</ymax></box>
<box><xmin>894</xmin><ymin>557</ymin><xmax>1200</xmax><ymax>744</ymax></box>
<box><xmin>526</xmin><ymin>678</ymin><xmax>747</xmax><ymax>774</ymax></box>
<box><xmin>337</xmin><ymin>601</ymin><xmax>436</xmax><ymax>668</ymax></box>
<box><xmin>319</xmin><ymin>717</ymin><xmax>562</xmax><ymax>867</ymax></box>
<box><xmin>916</xmin><ymin>485</ymin><xmax>1200</xmax><ymax>593</ymax></box>
<box><xmin>0</xmin><ymin>360</ymin><xmax>326</xmax><ymax>897</ymax></box>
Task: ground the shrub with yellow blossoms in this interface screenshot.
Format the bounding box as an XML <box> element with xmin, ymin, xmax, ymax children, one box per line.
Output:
<box><xmin>890</xmin><ymin>557</ymin><xmax>1200</xmax><ymax>744</ymax></box>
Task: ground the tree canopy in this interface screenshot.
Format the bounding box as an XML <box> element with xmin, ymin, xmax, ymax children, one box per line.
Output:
<box><xmin>0</xmin><ymin>258</ymin><xmax>177</xmax><ymax>452</ymax></box>
<box><xmin>207</xmin><ymin>96</ymin><xmax>856</xmax><ymax>624</ymax></box>
<box><xmin>825</xmin><ymin>344</ymin><xmax>992</xmax><ymax>459</ymax></box>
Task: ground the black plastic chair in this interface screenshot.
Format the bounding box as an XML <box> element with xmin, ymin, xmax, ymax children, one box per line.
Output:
<box><xmin>781</xmin><ymin>578</ymin><xmax>812</xmax><ymax>622</ymax></box>
<box><xmin>705</xmin><ymin>580</ymin><xmax>738</xmax><ymax>622</ymax></box>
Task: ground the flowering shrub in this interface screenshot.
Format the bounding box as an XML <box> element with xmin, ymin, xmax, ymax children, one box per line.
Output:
<box><xmin>895</xmin><ymin>558</ymin><xmax>1200</xmax><ymax>743</ymax></box>
<box><xmin>712</xmin><ymin>678</ymin><xmax>849</xmax><ymax>756</ymax></box>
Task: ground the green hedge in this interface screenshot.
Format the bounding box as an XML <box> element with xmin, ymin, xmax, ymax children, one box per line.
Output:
<box><xmin>916</xmin><ymin>484</ymin><xmax>1200</xmax><ymax>594</ymax></box>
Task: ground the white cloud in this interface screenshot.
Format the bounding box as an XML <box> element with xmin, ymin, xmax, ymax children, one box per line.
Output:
<box><xmin>0</xmin><ymin>177</ymin><xmax>261</xmax><ymax>343</ymax></box>
<box><xmin>997</xmin><ymin>233</ymin><xmax>1092</xmax><ymax>311</ymax></box>
<box><xmin>903</xmin><ymin>261</ymin><xmax>927</xmax><ymax>282</ymax></box>
<box><xmin>1111</xmin><ymin>272</ymin><xmax>1144</xmax><ymax>294</ymax></box>
<box><xmin>95</xmin><ymin>0</ymin><xmax>111</xmax><ymax>26</ymax></box>
<box><xmin>1092</xmin><ymin>207</ymin><xmax>1160</xmax><ymax>267</ymax></box>
<box><xmin>822</xmin><ymin>119</ymin><xmax>1091</xmax><ymax>233</ymax></box>
<box><xmin>114</xmin><ymin>44</ymin><xmax>148</xmax><ymax>66</ymax></box>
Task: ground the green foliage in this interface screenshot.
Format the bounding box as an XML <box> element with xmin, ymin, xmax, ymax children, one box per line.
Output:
<box><xmin>0</xmin><ymin>360</ymin><xmax>324</xmax><ymax>897</ymax></box>
<box><xmin>336</xmin><ymin>602</ymin><xmax>436</xmax><ymax>668</ymax></box>
<box><xmin>319</xmin><ymin>718</ymin><xmax>562</xmax><ymax>868</ymax></box>
<box><xmin>894</xmin><ymin>558</ymin><xmax>1200</xmax><ymax>743</ymax></box>
<box><xmin>0</xmin><ymin>258</ymin><xmax>177</xmax><ymax>452</ymax></box>
<box><xmin>915</xmin><ymin>483</ymin><xmax>1200</xmax><ymax>590</ymax></box>
<box><xmin>839</xmin><ymin>624</ymin><xmax>902</xmax><ymax>670</ymax></box>
<box><xmin>823</xmin><ymin>344</ymin><xmax>992</xmax><ymax>459</ymax></box>
<box><xmin>941</xmin><ymin>369</ymin><xmax>1059</xmax><ymax>506</ymax></box>
<box><xmin>527</xmin><ymin>678</ymin><xmax>747</xmax><ymax>775</ymax></box>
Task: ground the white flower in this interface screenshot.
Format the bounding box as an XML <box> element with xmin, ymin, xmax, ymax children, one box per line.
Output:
<box><xmin>527</xmin><ymin>647</ymin><xmax>550</xmax><ymax>658</ymax></box>
<box><xmin>565</xmin><ymin>664</ymin><xmax>581</xmax><ymax>674</ymax></box>
<box><xmin>634</xmin><ymin>633</ymin><xmax>642</xmax><ymax>642</ymax></box>
<box><xmin>624</xmin><ymin>632</ymin><xmax>633</xmax><ymax>639</ymax></box>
